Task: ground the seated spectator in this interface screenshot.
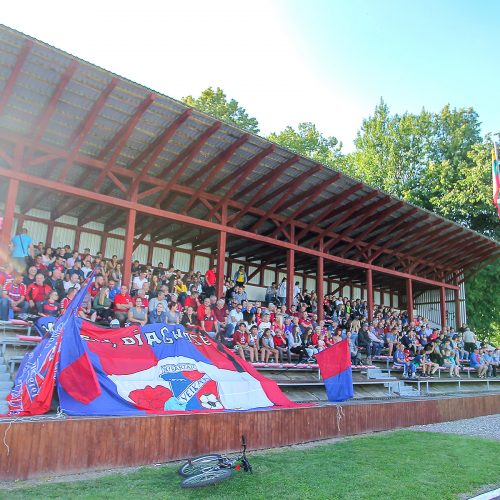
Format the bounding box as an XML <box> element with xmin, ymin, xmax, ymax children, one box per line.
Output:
<box><xmin>442</xmin><ymin>348</ymin><xmax>460</xmax><ymax>377</ymax></box>
<box><xmin>113</xmin><ymin>285</ymin><xmax>133</xmax><ymax>325</ymax></box>
<box><xmin>23</xmin><ymin>266</ymin><xmax>37</xmax><ymax>286</ymax></box>
<box><xmin>257</xmin><ymin>313</ymin><xmax>273</xmax><ymax>336</ymax></box>
<box><xmin>288</xmin><ymin>325</ymin><xmax>307</xmax><ymax>363</ymax></box>
<box><xmin>213</xmin><ymin>298</ymin><xmax>229</xmax><ymax>332</ymax></box>
<box><xmin>197</xmin><ymin>298</ymin><xmax>218</xmax><ymax>338</ymax></box>
<box><xmin>40</xmin><ymin>290</ymin><xmax>60</xmax><ymax>316</ymax></box>
<box><xmin>60</xmin><ymin>287</ymin><xmax>77</xmax><ymax>315</ymax></box>
<box><xmin>346</xmin><ymin>330</ymin><xmax>362</xmax><ymax>366</ymax></box>
<box><xmin>165</xmin><ymin>301</ymin><xmax>181</xmax><ymax>325</ymax></box>
<box><xmin>128</xmin><ymin>297</ymin><xmax>148</xmax><ymax>326</ymax></box>
<box><xmin>272</xmin><ymin>328</ymin><xmax>290</xmax><ymax>363</ymax></box>
<box><xmin>261</xmin><ymin>328</ymin><xmax>279</xmax><ymax>364</ymax></box>
<box><xmin>49</xmin><ymin>267</ymin><xmax>66</xmax><ymax>300</ymax></box>
<box><xmin>247</xmin><ymin>325</ymin><xmax>260</xmax><ymax>362</ymax></box>
<box><xmin>64</xmin><ymin>273</ymin><xmax>81</xmax><ymax>293</ymax></box>
<box><xmin>132</xmin><ymin>270</ymin><xmax>148</xmax><ymax>294</ymax></box>
<box><xmin>421</xmin><ymin>344</ymin><xmax>439</xmax><ymax>377</ymax></box>
<box><xmin>0</xmin><ymin>272</ymin><xmax>29</xmax><ymax>320</ymax></box>
<box><xmin>393</xmin><ymin>343</ymin><xmax>416</xmax><ymax>379</ymax></box>
<box><xmin>149</xmin><ymin>302</ymin><xmax>167</xmax><ymax>324</ymax></box>
<box><xmin>148</xmin><ymin>290</ymin><xmax>168</xmax><ymax>313</ymax></box>
<box><xmin>469</xmin><ymin>348</ymin><xmax>488</xmax><ymax>378</ymax></box>
<box><xmin>26</xmin><ymin>273</ymin><xmax>53</xmax><ymax>313</ymax></box>
<box><xmin>303</xmin><ymin>327</ymin><xmax>318</xmax><ymax>362</ymax></box>
<box><xmin>385</xmin><ymin>327</ymin><xmax>397</xmax><ymax>356</ymax></box>
<box><xmin>180</xmin><ymin>305</ymin><xmax>198</xmax><ymax>327</ymax></box>
<box><xmin>233</xmin><ymin>323</ymin><xmax>252</xmax><ymax>361</ymax></box>
<box><xmin>184</xmin><ymin>289</ymin><xmax>200</xmax><ymax>310</ymax></box>
<box><xmin>92</xmin><ymin>287</ymin><xmax>114</xmax><ymax>323</ymax></box>
<box><xmin>89</xmin><ymin>275</ymin><xmax>105</xmax><ymax>298</ymax></box>
<box><xmin>107</xmin><ymin>278</ymin><xmax>120</xmax><ymax>301</ymax></box>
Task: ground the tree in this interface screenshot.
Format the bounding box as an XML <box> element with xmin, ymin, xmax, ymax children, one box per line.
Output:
<box><xmin>267</xmin><ymin>122</ymin><xmax>345</xmax><ymax>170</ymax></box>
<box><xmin>182</xmin><ymin>87</ymin><xmax>260</xmax><ymax>134</ymax></box>
<box><xmin>351</xmin><ymin>100</ymin><xmax>499</xmax><ymax>341</ymax></box>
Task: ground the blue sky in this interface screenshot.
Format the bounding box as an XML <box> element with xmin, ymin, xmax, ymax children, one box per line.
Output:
<box><xmin>2</xmin><ymin>0</ymin><xmax>498</xmax><ymax>151</ymax></box>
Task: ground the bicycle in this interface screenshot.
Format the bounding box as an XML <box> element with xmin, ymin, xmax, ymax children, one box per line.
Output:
<box><xmin>178</xmin><ymin>435</ymin><xmax>252</xmax><ymax>488</ymax></box>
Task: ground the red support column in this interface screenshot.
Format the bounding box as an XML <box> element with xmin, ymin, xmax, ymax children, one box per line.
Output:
<box><xmin>46</xmin><ymin>221</ymin><xmax>54</xmax><ymax>248</ymax></box>
<box><xmin>216</xmin><ymin>230</ymin><xmax>227</xmax><ymax>298</ymax></box>
<box><xmin>366</xmin><ymin>268</ymin><xmax>373</xmax><ymax>322</ymax></box>
<box><xmin>74</xmin><ymin>228</ymin><xmax>81</xmax><ymax>254</ymax></box>
<box><xmin>440</xmin><ymin>286</ymin><xmax>447</xmax><ymax>329</ymax></box>
<box><xmin>286</xmin><ymin>249</ymin><xmax>295</xmax><ymax>310</ymax></box>
<box><xmin>317</xmin><ymin>255</ymin><xmax>324</xmax><ymax>321</ymax></box>
<box><xmin>100</xmin><ymin>235</ymin><xmax>108</xmax><ymax>256</ymax></box>
<box><xmin>406</xmin><ymin>278</ymin><xmax>414</xmax><ymax>323</ymax></box>
<box><xmin>1</xmin><ymin>178</ymin><xmax>19</xmax><ymax>244</ymax></box>
<box><xmin>147</xmin><ymin>243</ymin><xmax>154</xmax><ymax>266</ymax></box>
<box><xmin>122</xmin><ymin>209</ymin><xmax>136</xmax><ymax>290</ymax></box>
<box><xmin>454</xmin><ymin>286</ymin><xmax>461</xmax><ymax>330</ymax></box>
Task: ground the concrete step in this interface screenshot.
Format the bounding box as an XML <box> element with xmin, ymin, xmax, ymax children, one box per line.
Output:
<box><xmin>0</xmin><ymin>402</ymin><xmax>9</xmax><ymax>414</ymax></box>
<box><xmin>0</xmin><ymin>372</ymin><xmax>10</xmax><ymax>381</ymax></box>
<box><xmin>0</xmin><ymin>389</ymin><xmax>11</xmax><ymax>400</ymax></box>
<box><xmin>0</xmin><ymin>364</ymin><xmax>8</xmax><ymax>373</ymax></box>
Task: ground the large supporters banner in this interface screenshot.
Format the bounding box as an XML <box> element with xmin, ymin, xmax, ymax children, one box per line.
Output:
<box><xmin>7</xmin><ymin>312</ymin><xmax>297</xmax><ymax>416</ymax></box>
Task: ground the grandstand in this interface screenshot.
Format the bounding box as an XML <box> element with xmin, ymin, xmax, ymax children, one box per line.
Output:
<box><xmin>0</xmin><ymin>24</ymin><xmax>499</xmax><ymax>481</ymax></box>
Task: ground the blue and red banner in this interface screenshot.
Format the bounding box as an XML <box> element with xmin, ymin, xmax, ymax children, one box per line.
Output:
<box><xmin>315</xmin><ymin>339</ymin><xmax>354</xmax><ymax>402</ymax></box>
<box><xmin>6</xmin><ymin>299</ymin><xmax>297</xmax><ymax>416</ymax></box>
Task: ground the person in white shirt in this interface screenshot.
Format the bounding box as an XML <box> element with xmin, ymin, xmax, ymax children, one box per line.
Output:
<box><xmin>132</xmin><ymin>271</ymin><xmax>148</xmax><ymax>291</ymax></box>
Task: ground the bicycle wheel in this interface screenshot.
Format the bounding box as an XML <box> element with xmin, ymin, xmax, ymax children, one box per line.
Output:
<box><xmin>180</xmin><ymin>468</ymin><xmax>232</xmax><ymax>488</ymax></box>
<box><xmin>178</xmin><ymin>454</ymin><xmax>224</xmax><ymax>477</ymax></box>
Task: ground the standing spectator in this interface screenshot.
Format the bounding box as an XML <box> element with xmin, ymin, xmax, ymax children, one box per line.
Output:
<box><xmin>264</xmin><ymin>282</ymin><xmax>278</xmax><ymax>306</ymax></box>
<box><xmin>463</xmin><ymin>327</ymin><xmax>477</xmax><ymax>353</ymax></box>
<box><xmin>233</xmin><ymin>266</ymin><xmax>247</xmax><ymax>287</ymax></box>
<box><xmin>277</xmin><ymin>278</ymin><xmax>287</xmax><ymax>306</ymax></box>
<box><xmin>10</xmin><ymin>226</ymin><xmax>34</xmax><ymax>272</ymax></box>
<box><xmin>204</xmin><ymin>265</ymin><xmax>217</xmax><ymax>297</ymax></box>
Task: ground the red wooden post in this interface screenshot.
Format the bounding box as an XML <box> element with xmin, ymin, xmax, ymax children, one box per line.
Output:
<box><xmin>440</xmin><ymin>286</ymin><xmax>447</xmax><ymax>329</ymax></box>
<box><xmin>216</xmin><ymin>230</ymin><xmax>227</xmax><ymax>298</ymax></box>
<box><xmin>46</xmin><ymin>221</ymin><xmax>54</xmax><ymax>248</ymax></box>
<box><xmin>454</xmin><ymin>278</ymin><xmax>461</xmax><ymax>329</ymax></box>
<box><xmin>366</xmin><ymin>268</ymin><xmax>373</xmax><ymax>321</ymax></box>
<box><xmin>1</xmin><ymin>178</ymin><xmax>19</xmax><ymax>244</ymax></box>
<box><xmin>317</xmin><ymin>254</ymin><xmax>324</xmax><ymax>321</ymax></box>
<box><xmin>406</xmin><ymin>278</ymin><xmax>414</xmax><ymax>323</ymax></box>
<box><xmin>122</xmin><ymin>209</ymin><xmax>136</xmax><ymax>289</ymax></box>
<box><xmin>74</xmin><ymin>228</ymin><xmax>81</xmax><ymax>253</ymax></box>
<box><xmin>286</xmin><ymin>250</ymin><xmax>295</xmax><ymax>310</ymax></box>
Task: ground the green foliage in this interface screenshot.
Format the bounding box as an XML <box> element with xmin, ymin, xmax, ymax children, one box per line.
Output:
<box><xmin>267</xmin><ymin>122</ymin><xmax>346</xmax><ymax>170</ymax></box>
<box><xmin>5</xmin><ymin>431</ymin><xmax>500</xmax><ymax>499</ymax></box>
<box><xmin>465</xmin><ymin>260</ymin><xmax>500</xmax><ymax>344</ymax></box>
<box><xmin>182</xmin><ymin>87</ymin><xmax>260</xmax><ymax>134</ymax></box>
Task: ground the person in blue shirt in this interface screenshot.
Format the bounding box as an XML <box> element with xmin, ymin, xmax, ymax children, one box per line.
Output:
<box><xmin>393</xmin><ymin>343</ymin><xmax>416</xmax><ymax>378</ymax></box>
<box><xmin>107</xmin><ymin>279</ymin><xmax>120</xmax><ymax>302</ymax></box>
<box><xmin>10</xmin><ymin>227</ymin><xmax>34</xmax><ymax>272</ymax></box>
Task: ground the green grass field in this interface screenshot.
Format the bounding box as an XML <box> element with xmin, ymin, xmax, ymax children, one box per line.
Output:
<box><xmin>2</xmin><ymin>430</ymin><xmax>499</xmax><ymax>500</ymax></box>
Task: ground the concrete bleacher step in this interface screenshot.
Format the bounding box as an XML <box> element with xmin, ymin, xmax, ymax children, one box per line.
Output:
<box><xmin>0</xmin><ymin>372</ymin><xmax>10</xmax><ymax>382</ymax></box>
<box><xmin>0</xmin><ymin>364</ymin><xmax>7</xmax><ymax>373</ymax></box>
<box><xmin>0</xmin><ymin>389</ymin><xmax>11</xmax><ymax>399</ymax></box>
<box><xmin>387</xmin><ymin>381</ymin><xmax>420</xmax><ymax>397</ymax></box>
<box><xmin>0</xmin><ymin>402</ymin><xmax>8</xmax><ymax>414</ymax></box>
<box><xmin>367</xmin><ymin>367</ymin><xmax>395</xmax><ymax>380</ymax></box>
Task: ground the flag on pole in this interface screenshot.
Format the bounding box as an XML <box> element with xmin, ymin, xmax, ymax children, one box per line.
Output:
<box><xmin>315</xmin><ymin>339</ymin><xmax>354</xmax><ymax>402</ymax></box>
<box><xmin>493</xmin><ymin>146</ymin><xmax>500</xmax><ymax>219</ymax></box>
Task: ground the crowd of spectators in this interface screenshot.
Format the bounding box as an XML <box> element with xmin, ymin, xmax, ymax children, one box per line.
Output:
<box><xmin>1</xmin><ymin>228</ymin><xmax>498</xmax><ymax>378</ymax></box>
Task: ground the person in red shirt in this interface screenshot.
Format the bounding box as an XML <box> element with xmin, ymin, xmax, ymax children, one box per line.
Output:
<box><xmin>26</xmin><ymin>273</ymin><xmax>53</xmax><ymax>313</ymax></box>
<box><xmin>60</xmin><ymin>287</ymin><xmax>77</xmax><ymax>314</ymax></box>
<box><xmin>113</xmin><ymin>285</ymin><xmax>133</xmax><ymax>325</ymax></box>
<box><xmin>298</xmin><ymin>311</ymin><xmax>312</xmax><ymax>330</ymax></box>
<box><xmin>233</xmin><ymin>323</ymin><xmax>251</xmax><ymax>361</ymax></box>
<box><xmin>197</xmin><ymin>297</ymin><xmax>218</xmax><ymax>339</ymax></box>
<box><xmin>204</xmin><ymin>266</ymin><xmax>217</xmax><ymax>296</ymax></box>
<box><xmin>1</xmin><ymin>273</ymin><xmax>29</xmax><ymax>318</ymax></box>
<box><xmin>184</xmin><ymin>289</ymin><xmax>201</xmax><ymax>311</ymax></box>
<box><xmin>89</xmin><ymin>275</ymin><xmax>105</xmax><ymax>298</ymax></box>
